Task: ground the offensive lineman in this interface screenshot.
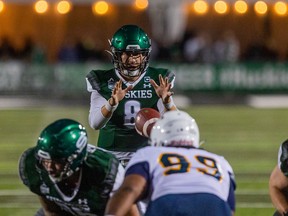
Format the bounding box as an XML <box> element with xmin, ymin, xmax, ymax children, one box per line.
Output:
<box><xmin>86</xmin><ymin>24</ymin><xmax>177</xmax><ymax>167</ymax></box>
<box><xmin>105</xmin><ymin>110</ymin><xmax>236</xmax><ymax>216</ymax></box>
<box><xmin>269</xmin><ymin>140</ymin><xmax>288</xmax><ymax>216</ymax></box>
<box><xmin>18</xmin><ymin>119</ymin><xmax>138</xmax><ymax>216</ymax></box>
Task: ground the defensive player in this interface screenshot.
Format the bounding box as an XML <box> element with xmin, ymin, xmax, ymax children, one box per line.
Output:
<box><xmin>269</xmin><ymin>140</ymin><xmax>288</xmax><ymax>216</ymax></box>
<box><xmin>86</xmin><ymin>24</ymin><xmax>177</xmax><ymax>166</ymax></box>
<box><xmin>18</xmin><ymin>119</ymin><xmax>138</xmax><ymax>216</ymax></box>
<box><xmin>105</xmin><ymin>110</ymin><xmax>236</xmax><ymax>216</ymax></box>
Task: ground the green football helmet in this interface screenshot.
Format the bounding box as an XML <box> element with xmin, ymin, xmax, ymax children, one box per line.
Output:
<box><xmin>109</xmin><ymin>24</ymin><xmax>152</xmax><ymax>77</ymax></box>
<box><xmin>35</xmin><ymin>119</ymin><xmax>88</xmax><ymax>182</ymax></box>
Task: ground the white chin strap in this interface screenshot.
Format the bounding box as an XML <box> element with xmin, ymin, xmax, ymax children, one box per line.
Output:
<box><xmin>49</xmin><ymin>172</ymin><xmax>65</xmax><ymax>183</ymax></box>
<box><xmin>122</xmin><ymin>69</ymin><xmax>140</xmax><ymax>77</ymax></box>
<box><xmin>49</xmin><ymin>168</ymin><xmax>74</xmax><ymax>183</ymax></box>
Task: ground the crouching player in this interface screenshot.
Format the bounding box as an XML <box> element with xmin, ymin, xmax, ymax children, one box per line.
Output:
<box><xmin>269</xmin><ymin>140</ymin><xmax>288</xmax><ymax>216</ymax></box>
<box><xmin>105</xmin><ymin>110</ymin><xmax>236</xmax><ymax>216</ymax></box>
<box><xmin>19</xmin><ymin>119</ymin><xmax>138</xmax><ymax>216</ymax></box>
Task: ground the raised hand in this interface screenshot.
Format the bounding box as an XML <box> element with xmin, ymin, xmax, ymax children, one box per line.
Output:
<box><xmin>150</xmin><ymin>74</ymin><xmax>174</xmax><ymax>104</ymax></box>
<box><xmin>109</xmin><ymin>80</ymin><xmax>133</xmax><ymax>106</ymax></box>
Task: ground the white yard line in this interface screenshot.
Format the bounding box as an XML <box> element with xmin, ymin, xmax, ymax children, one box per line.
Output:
<box><xmin>237</xmin><ymin>203</ymin><xmax>274</xmax><ymax>208</ymax></box>
<box><xmin>0</xmin><ymin>189</ymin><xmax>274</xmax><ymax>209</ymax></box>
<box><xmin>0</xmin><ymin>190</ymin><xmax>32</xmax><ymax>196</ymax></box>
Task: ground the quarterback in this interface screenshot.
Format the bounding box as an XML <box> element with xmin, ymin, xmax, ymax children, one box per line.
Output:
<box><xmin>105</xmin><ymin>111</ymin><xmax>236</xmax><ymax>216</ymax></box>
<box><xmin>18</xmin><ymin>119</ymin><xmax>138</xmax><ymax>216</ymax></box>
<box><xmin>269</xmin><ymin>140</ymin><xmax>288</xmax><ymax>216</ymax></box>
<box><xmin>86</xmin><ymin>24</ymin><xmax>177</xmax><ymax>166</ymax></box>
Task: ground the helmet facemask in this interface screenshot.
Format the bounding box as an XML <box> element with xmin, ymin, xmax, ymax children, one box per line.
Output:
<box><xmin>36</xmin><ymin>144</ymin><xmax>87</xmax><ymax>183</ymax></box>
<box><xmin>35</xmin><ymin>119</ymin><xmax>88</xmax><ymax>183</ymax></box>
<box><xmin>115</xmin><ymin>50</ymin><xmax>149</xmax><ymax>77</ymax></box>
<box><xmin>109</xmin><ymin>25</ymin><xmax>152</xmax><ymax>78</ymax></box>
<box><xmin>37</xmin><ymin>156</ymin><xmax>69</xmax><ymax>183</ymax></box>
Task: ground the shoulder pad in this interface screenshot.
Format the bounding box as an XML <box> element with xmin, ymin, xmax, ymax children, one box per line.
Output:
<box><xmin>148</xmin><ymin>67</ymin><xmax>175</xmax><ymax>86</ymax></box>
<box><xmin>86</xmin><ymin>70</ymin><xmax>102</xmax><ymax>91</ymax></box>
<box><xmin>280</xmin><ymin>140</ymin><xmax>288</xmax><ymax>176</ymax></box>
<box><xmin>86</xmin><ymin>69</ymin><xmax>115</xmax><ymax>91</ymax></box>
<box><xmin>18</xmin><ymin>148</ymin><xmax>36</xmax><ymax>187</ymax></box>
<box><xmin>86</xmin><ymin>146</ymin><xmax>118</xmax><ymax>169</ymax></box>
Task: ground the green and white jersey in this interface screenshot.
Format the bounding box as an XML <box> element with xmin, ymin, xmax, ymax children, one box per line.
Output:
<box><xmin>86</xmin><ymin>67</ymin><xmax>175</xmax><ymax>152</ymax></box>
<box><xmin>19</xmin><ymin>145</ymin><xmax>122</xmax><ymax>216</ymax></box>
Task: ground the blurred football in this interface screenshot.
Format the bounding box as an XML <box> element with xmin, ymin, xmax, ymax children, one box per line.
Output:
<box><xmin>135</xmin><ymin>108</ymin><xmax>160</xmax><ymax>138</ymax></box>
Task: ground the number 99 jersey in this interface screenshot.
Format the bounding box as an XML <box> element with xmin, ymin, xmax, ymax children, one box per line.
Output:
<box><xmin>125</xmin><ymin>146</ymin><xmax>236</xmax><ymax>212</ymax></box>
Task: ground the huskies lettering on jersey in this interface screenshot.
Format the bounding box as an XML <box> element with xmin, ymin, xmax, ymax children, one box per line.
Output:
<box><xmin>125</xmin><ymin>90</ymin><xmax>153</xmax><ymax>99</ymax></box>
<box><xmin>46</xmin><ymin>195</ymin><xmax>62</xmax><ymax>202</ymax></box>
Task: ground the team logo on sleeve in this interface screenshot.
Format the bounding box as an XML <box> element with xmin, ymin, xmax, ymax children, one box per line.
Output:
<box><xmin>108</xmin><ymin>78</ymin><xmax>116</xmax><ymax>90</ymax></box>
<box><xmin>40</xmin><ymin>183</ymin><xmax>50</xmax><ymax>194</ymax></box>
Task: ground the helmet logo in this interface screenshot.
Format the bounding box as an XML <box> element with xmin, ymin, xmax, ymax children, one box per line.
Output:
<box><xmin>126</xmin><ymin>45</ymin><xmax>140</xmax><ymax>50</ymax></box>
<box><xmin>38</xmin><ymin>150</ymin><xmax>51</xmax><ymax>160</ymax></box>
<box><xmin>76</xmin><ymin>134</ymin><xmax>87</xmax><ymax>153</ymax></box>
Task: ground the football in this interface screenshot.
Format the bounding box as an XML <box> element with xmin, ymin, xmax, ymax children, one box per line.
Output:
<box><xmin>135</xmin><ymin>108</ymin><xmax>161</xmax><ymax>138</ymax></box>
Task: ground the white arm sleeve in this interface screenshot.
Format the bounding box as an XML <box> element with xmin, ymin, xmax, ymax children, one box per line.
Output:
<box><xmin>89</xmin><ymin>91</ymin><xmax>111</xmax><ymax>130</ymax></box>
<box><xmin>157</xmin><ymin>96</ymin><xmax>176</xmax><ymax>115</ymax></box>
<box><xmin>157</xmin><ymin>99</ymin><xmax>166</xmax><ymax>115</ymax></box>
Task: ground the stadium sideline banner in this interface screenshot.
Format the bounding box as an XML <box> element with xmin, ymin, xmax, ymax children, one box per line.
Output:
<box><xmin>1</xmin><ymin>62</ymin><xmax>288</xmax><ymax>96</ymax></box>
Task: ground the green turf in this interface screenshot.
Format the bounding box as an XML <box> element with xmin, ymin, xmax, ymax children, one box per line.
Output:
<box><xmin>1</xmin><ymin>105</ymin><xmax>285</xmax><ymax>215</ymax></box>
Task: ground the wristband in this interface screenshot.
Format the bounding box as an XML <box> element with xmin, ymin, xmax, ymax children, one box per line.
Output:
<box><xmin>105</xmin><ymin>100</ymin><xmax>118</xmax><ymax>112</ymax></box>
<box><xmin>163</xmin><ymin>98</ymin><xmax>175</xmax><ymax>110</ymax></box>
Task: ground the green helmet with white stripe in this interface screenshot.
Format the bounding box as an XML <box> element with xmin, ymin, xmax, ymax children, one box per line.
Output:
<box><xmin>35</xmin><ymin>119</ymin><xmax>88</xmax><ymax>182</ymax></box>
<box><xmin>110</xmin><ymin>24</ymin><xmax>152</xmax><ymax>77</ymax></box>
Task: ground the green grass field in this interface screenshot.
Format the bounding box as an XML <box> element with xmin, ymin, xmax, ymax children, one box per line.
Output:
<box><xmin>1</xmin><ymin>104</ymin><xmax>286</xmax><ymax>215</ymax></box>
